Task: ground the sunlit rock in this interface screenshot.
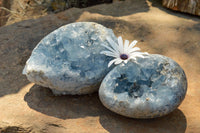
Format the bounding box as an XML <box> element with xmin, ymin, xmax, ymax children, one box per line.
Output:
<box><xmin>162</xmin><ymin>0</ymin><xmax>200</xmax><ymax>16</ymax></box>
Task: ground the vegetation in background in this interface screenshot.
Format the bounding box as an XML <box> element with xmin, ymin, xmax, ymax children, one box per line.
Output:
<box><xmin>0</xmin><ymin>0</ymin><xmax>113</xmax><ymax>26</ymax></box>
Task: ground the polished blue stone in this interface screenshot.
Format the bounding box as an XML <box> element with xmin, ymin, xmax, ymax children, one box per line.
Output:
<box><xmin>99</xmin><ymin>54</ymin><xmax>187</xmax><ymax>118</ymax></box>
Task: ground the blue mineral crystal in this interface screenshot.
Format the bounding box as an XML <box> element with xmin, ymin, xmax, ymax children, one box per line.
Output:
<box><xmin>23</xmin><ymin>22</ymin><xmax>116</xmax><ymax>95</ymax></box>
<box><xmin>99</xmin><ymin>54</ymin><xmax>187</xmax><ymax>118</ymax></box>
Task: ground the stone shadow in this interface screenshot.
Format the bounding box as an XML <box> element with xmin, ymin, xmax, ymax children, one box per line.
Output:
<box><xmin>85</xmin><ymin>0</ymin><xmax>150</xmax><ymax>17</ymax></box>
<box><xmin>24</xmin><ymin>85</ymin><xmax>108</xmax><ymax>119</ymax></box>
<box><xmin>99</xmin><ymin>109</ymin><xmax>187</xmax><ymax>133</ymax></box>
<box><xmin>24</xmin><ymin>85</ymin><xmax>187</xmax><ymax>133</ymax></box>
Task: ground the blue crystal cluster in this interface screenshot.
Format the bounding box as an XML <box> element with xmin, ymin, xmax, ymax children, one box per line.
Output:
<box><xmin>23</xmin><ymin>22</ymin><xmax>115</xmax><ymax>95</ymax></box>
<box><xmin>99</xmin><ymin>54</ymin><xmax>187</xmax><ymax>118</ymax></box>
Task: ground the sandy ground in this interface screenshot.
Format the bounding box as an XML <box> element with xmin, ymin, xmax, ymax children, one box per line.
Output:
<box><xmin>0</xmin><ymin>0</ymin><xmax>200</xmax><ymax>132</ymax></box>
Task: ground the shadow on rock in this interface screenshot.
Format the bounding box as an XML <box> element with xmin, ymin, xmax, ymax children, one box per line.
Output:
<box><xmin>99</xmin><ymin>109</ymin><xmax>187</xmax><ymax>133</ymax></box>
<box><xmin>24</xmin><ymin>85</ymin><xmax>109</xmax><ymax>119</ymax></box>
<box><xmin>25</xmin><ymin>85</ymin><xmax>187</xmax><ymax>133</ymax></box>
<box><xmin>86</xmin><ymin>0</ymin><xmax>150</xmax><ymax>17</ymax></box>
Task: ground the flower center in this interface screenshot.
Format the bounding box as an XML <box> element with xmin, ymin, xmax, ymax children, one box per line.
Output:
<box><xmin>120</xmin><ymin>54</ymin><xmax>128</xmax><ymax>60</ymax></box>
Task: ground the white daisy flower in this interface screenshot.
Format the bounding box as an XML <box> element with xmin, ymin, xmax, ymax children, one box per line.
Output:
<box><xmin>101</xmin><ymin>36</ymin><xmax>149</xmax><ymax>67</ymax></box>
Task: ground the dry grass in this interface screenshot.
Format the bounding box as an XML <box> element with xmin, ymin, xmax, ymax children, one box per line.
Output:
<box><xmin>0</xmin><ymin>0</ymin><xmax>49</xmax><ymax>26</ymax></box>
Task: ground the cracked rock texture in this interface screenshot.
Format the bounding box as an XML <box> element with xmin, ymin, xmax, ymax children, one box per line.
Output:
<box><xmin>99</xmin><ymin>54</ymin><xmax>187</xmax><ymax>118</ymax></box>
<box><xmin>23</xmin><ymin>22</ymin><xmax>115</xmax><ymax>95</ymax></box>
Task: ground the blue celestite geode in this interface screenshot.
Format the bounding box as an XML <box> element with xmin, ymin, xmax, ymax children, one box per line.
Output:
<box><xmin>99</xmin><ymin>54</ymin><xmax>187</xmax><ymax>118</ymax></box>
<box><xmin>23</xmin><ymin>22</ymin><xmax>116</xmax><ymax>95</ymax></box>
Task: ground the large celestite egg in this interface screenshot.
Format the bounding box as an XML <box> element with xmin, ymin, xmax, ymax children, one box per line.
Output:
<box><xmin>23</xmin><ymin>22</ymin><xmax>116</xmax><ymax>95</ymax></box>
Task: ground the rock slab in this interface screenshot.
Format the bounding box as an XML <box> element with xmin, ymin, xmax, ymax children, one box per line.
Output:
<box><xmin>99</xmin><ymin>54</ymin><xmax>187</xmax><ymax>118</ymax></box>
<box><xmin>23</xmin><ymin>22</ymin><xmax>115</xmax><ymax>95</ymax></box>
<box><xmin>162</xmin><ymin>0</ymin><xmax>200</xmax><ymax>16</ymax></box>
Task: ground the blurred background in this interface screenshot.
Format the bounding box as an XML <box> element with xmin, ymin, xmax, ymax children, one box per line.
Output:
<box><xmin>0</xmin><ymin>0</ymin><xmax>117</xmax><ymax>26</ymax></box>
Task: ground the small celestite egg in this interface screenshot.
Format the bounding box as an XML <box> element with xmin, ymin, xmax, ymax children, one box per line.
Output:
<box><xmin>99</xmin><ymin>54</ymin><xmax>187</xmax><ymax>118</ymax></box>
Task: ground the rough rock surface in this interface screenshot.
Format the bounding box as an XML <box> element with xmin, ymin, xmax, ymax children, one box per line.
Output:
<box><xmin>99</xmin><ymin>54</ymin><xmax>187</xmax><ymax>118</ymax></box>
<box><xmin>162</xmin><ymin>0</ymin><xmax>200</xmax><ymax>16</ymax></box>
<box><xmin>23</xmin><ymin>22</ymin><xmax>115</xmax><ymax>95</ymax></box>
<box><xmin>0</xmin><ymin>0</ymin><xmax>200</xmax><ymax>132</ymax></box>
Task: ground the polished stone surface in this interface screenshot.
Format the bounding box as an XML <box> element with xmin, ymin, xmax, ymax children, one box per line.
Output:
<box><xmin>99</xmin><ymin>54</ymin><xmax>187</xmax><ymax>118</ymax></box>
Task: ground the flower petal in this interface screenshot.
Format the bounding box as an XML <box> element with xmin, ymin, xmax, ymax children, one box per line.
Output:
<box><xmin>100</xmin><ymin>43</ymin><xmax>116</xmax><ymax>53</ymax></box>
<box><xmin>100</xmin><ymin>36</ymin><xmax>147</xmax><ymax>68</ymax></box>
<box><xmin>130</xmin><ymin>52</ymin><xmax>149</xmax><ymax>56</ymax></box>
<box><xmin>129</xmin><ymin>56</ymin><xmax>137</xmax><ymax>60</ymax></box>
<box><xmin>142</xmin><ymin>52</ymin><xmax>149</xmax><ymax>55</ymax></box>
<box><xmin>108</xmin><ymin>58</ymin><xmax>118</xmax><ymax>67</ymax></box>
<box><xmin>106</xmin><ymin>37</ymin><xmax>120</xmax><ymax>53</ymax></box>
<box><xmin>124</xmin><ymin>40</ymin><xmax>129</xmax><ymax>53</ymax></box>
<box><xmin>114</xmin><ymin>58</ymin><xmax>123</xmax><ymax>65</ymax></box>
<box><xmin>129</xmin><ymin>47</ymin><xmax>141</xmax><ymax>53</ymax></box>
<box><xmin>100</xmin><ymin>51</ymin><xmax>118</xmax><ymax>58</ymax></box>
<box><xmin>124</xmin><ymin>60</ymin><xmax>128</xmax><ymax>64</ymax></box>
<box><xmin>130</xmin><ymin>53</ymin><xmax>145</xmax><ymax>58</ymax></box>
<box><xmin>118</xmin><ymin>36</ymin><xmax>124</xmax><ymax>53</ymax></box>
<box><xmin>128</xmin><ymin>40</ymin><xmax>138</xmax><ymax>49</ymax></box>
